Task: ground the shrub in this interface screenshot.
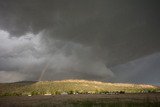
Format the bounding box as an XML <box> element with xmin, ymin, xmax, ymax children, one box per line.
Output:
<box><xmin>31</xmin><ymin>91</ymin><xmax>39</xmax><ymax>95</ymax></box>
<box><xmin>68</xmin><ymin>90</ymin><xmax>74</xmax><ymax>94</ymax></box>
<box><xmin>12</xmin><ymin>92</ymin><xmax>22</xmax><ymax>96</ymax></box>
<box><xmin>119</xmin><ymin>91</ymin><xmax>125</xmax><ymax>94</ymax></box>
<box><xmin>2</xmin><ymin>92</ymin><xmax>11</xmax><ymax>96</ymax></box>
<box><xmin>55</xmin><ymin>90</ymin><xmax>61</xmax><ymax>95</ymax></box>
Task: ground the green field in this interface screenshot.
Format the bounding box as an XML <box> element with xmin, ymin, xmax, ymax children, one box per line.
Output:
<box><xmin>0</xmin><ymin>79</ymin><xmax>159</xmax><ymax>96</ymax></box>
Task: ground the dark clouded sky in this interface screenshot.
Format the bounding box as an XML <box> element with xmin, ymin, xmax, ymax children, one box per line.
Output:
<box><xmin>0</xmin><ymin>0</ymin><xmax>160</xmax><ymax>84</ymax></box>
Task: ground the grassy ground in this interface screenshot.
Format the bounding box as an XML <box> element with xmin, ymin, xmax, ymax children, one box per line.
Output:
<box><xmin>0</xmin><ymin>93</ymin><xmax>160</xmax><ymax>107</ymax></box>
<box><xmin>0</xmin><ymin>80</ymin><xmax>159</xmax><ymax>96</ymax></box>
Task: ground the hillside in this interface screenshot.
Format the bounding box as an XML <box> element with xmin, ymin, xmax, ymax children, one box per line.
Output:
<box><xmin>0</xmin><ymin>80</ymin><xmax>159</xmax><ymax>96</ymax></box>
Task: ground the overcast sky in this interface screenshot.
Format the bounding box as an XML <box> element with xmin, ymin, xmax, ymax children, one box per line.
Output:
<box><xmin>0</xmin><ymin>0</ymin><xmax>160</xmax><ymax>84</ymax></box>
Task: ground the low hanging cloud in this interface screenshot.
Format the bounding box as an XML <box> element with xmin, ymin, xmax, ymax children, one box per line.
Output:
<box><xmin>0</xmin><ymin>71</ymin><xmax>27</xmax><ymax>83</ymax></box>
<box><xmin>0</xmin><ymin>30</ymin><xmax>114</xmax><ymax>82</ymax></box>
<box><xmin>111</xmin><ymin>53</ymin><xmax>160</xmax><ymax>85</ymax></box>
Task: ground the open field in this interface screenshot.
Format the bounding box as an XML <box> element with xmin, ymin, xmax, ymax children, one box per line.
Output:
<box><xmin>0</xmin><ymin>80</ymin><xmax>159</xmax><ymax>96</ymax></box>
<box><xmin>0</xmin><ymin>93</ymin><xmax>160</xmax><ymax>107</ymax></box>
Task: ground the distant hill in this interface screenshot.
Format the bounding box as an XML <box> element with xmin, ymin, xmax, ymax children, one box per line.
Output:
<box><xmin>0</xmin><ymin>79</ymin><xmax>159</xmax><ymax>96</ymax></box>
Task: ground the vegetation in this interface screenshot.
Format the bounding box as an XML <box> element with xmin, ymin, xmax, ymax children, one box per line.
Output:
<box><xmin>70</xmin><ymin>100</ymin><xmax>160</xmax><ymax>107</ymax></box>
<box><xmin>1</xmin><ymin>93</ymin><xmax>160</xmax><ymax>107</ymax></box>
<box><xmin>0</xmin><ymin>79</ymin><xmax>159</xmax><ymax>96</ymax></box>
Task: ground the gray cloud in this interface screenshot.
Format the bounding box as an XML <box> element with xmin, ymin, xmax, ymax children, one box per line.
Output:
<box><xmin>0</xmin><ymin>0</ymin><xmax>160</xmax><ymax>66</ymax></box>
<box><xmin>0</xmin><ymin>71</ymin><xmax>27</xmax><ymax>83</ymax></box>
<box><xmin>111</xmin><ymin>53</ymin><xmax>160</xmax><ymax>85</ymax></box>
<box><xmin>0</xmin><ymin>30</ymin><xmax>114</xmax><ymax>82</ymax></box>
<box><xmin>0</xmin><ymin>0</ymin><xmax>160</xmax><ymax>83</ymax></box>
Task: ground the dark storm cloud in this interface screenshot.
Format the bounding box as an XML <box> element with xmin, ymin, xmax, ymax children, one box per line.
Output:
<box><xmin>111</xmin><ymin>53</ymin><xmax>160</xmax><ymax>85</ymax></box>
<box><xmin>0</xmin><ymin>0</ymin><xmax>160</xmax><ymax>83</ymax></box>
<box><xmin>0</xmin><ymin>0</ymin><xmax>160</xmax><ymax>66</ymax></box>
